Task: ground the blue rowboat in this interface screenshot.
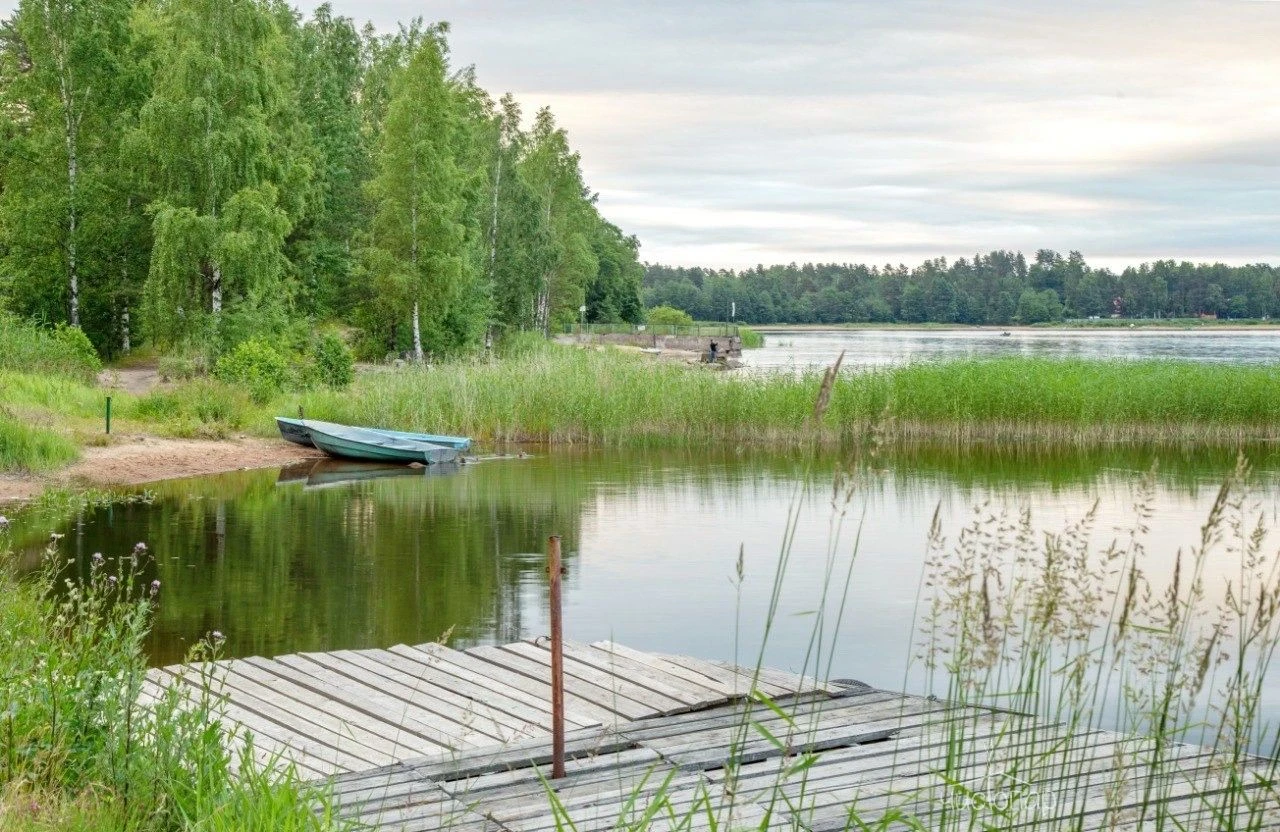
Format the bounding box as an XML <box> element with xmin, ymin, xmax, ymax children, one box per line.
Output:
<box><xmin>275</xmin><ymin>417</ymin><xmax>471</xmax><ymax>450</ymax></box>
<box><xmin>305</xmin><ymin>422</ymin><xmax>461</xmax><ymax>465</ymax></box>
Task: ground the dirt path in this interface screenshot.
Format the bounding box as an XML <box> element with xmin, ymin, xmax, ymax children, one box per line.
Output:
<box><xmin>97</xmin><ymin>364</ymin><xmax>163</xmax><ymax>395</ymax></box>
<box><xmin>0</xmin><ymin>436</ymin><xmax>323</xmax><ymax>504</ymax></box>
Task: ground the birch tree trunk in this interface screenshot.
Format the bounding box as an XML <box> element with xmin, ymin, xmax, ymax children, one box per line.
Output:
<box><xmin>487</xmin><ymin>150</ymin><xmax>501</xmax><ymax>284</ymax></box>
<box><xmin>55</xmin><ymin>31</ymin><xmax>80</xmax><ymax>327</ymax></box>
<box><xmin>410</xmin><ymin>152</ymin><xmax>423</xmax><ymax>362</ymax></box>
<box><xmin>211</xmin><ymin>264</ymin><xmax>223</xmax><ymax>314</ymax></box>
<box><xmin>412</xmin><ymin>301</ymin><xmax>424</xmax><ymax>362</ymax></box>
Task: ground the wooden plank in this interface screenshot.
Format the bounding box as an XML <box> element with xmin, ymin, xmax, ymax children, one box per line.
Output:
<box><xmin>235</xmin><ymin>657</ymin><xmax>478</xmax><ymax>751</ymax></box>
<box><xmin>465</xmin><ymin>644</ymin><xmax>655</xmax><ymax>720</ymax></box>
<box><xmin>487</xmin><ymin>642</ymin><xmax>687</xmax><ymax>715</ymax></box>
<box><xmin>284</xmin><ymin>651</ymin><xmax>527</xmax><ymax>742</ymax></box>
<box><xmin>157</xmin><ymin>666</ymin><xmax>351</xmax><ymax>777</ymax></box>
<box><xmin>704</xmin><ymin>657</ymin><xmax>837</xmax><ymax>696</ymax></box>
<box><xmin>616</xmin><ymin>690</ymin><xmax>903</xmax><ymax>744</ymax></box>
<box><xmin>353</xmin><ymin>647</ymin><xmax>568</xmax><ymax>733</ymax></box>
<box><xmin>648</xmin><ymin>652</ymin><xmax>790</xmax><ymax>697</ymax></box>
<box><xmin>331</xmin><ymin>727</ymin><xmax>629</xmax><ymax>812</ymax></box>
<box><xmin>539</xmin><ymin>639</ymin><xmax>722</xmax><ymax>706</ymax></box>
<box><xmin>210</xmin><ymin>662</ymin><xmax>438</xmax><ymax>764</ymax></box>
<box><xmin>206</xmin><ymin>666</ymin><xmax>399</xmax><ymax>768</ymax></box>
<box><xmin>404</xmin><ymin>643</ymin><xmax>618</xmax><ymax>727</ymax></box>
<box><xmin>814</xmin><ymin>739</ymin><xmax>1217</xmax><ymax>827</ymax></box>
<box><xmin>653</xmin><ymin>698</ymin><xmax>954</xmax><ymax>771</ymax></box>
<box><xmin>141</xmin><ymin>675</ymin><xmax>322</xmax><ymax>780</ymax></box>
<box><xmin>589</xmin><ymin>640</ymin><xmax>747</xmax><ymax>698</ymax></box>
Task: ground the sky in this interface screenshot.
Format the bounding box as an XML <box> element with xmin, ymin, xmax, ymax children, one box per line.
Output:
<box><xmin>11</xmin><ymin>0</ymin><xmax>1280</xmax><ymax>270</ymax></box>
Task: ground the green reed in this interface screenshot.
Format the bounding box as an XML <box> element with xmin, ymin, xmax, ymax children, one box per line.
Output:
<box><xmin>296</xmin><ymin>349</ymin><xmax>1280</xmax><ymax>447</ymax></box>
<box><xmin>528</xmin><ymin>451</ymin><xmax>1280</xmax><ymax>830</ymax></box>
<box><xmin>8</xmin><ymin>346</ymin><xmax>1280</xmax><ymax>476</ymax></box>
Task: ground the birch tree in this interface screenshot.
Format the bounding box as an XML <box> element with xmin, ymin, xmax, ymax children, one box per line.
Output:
<box><xmin>520</xmin><ymin>107</ymin><xmax>598</xmax><ymax>334</ymax></box>
<box><xmin>289</xmin><ymin>4</ymin><xmax>366</xmax><ymax>316</ymax></box>
<box><xmin>137</xmin><ymin>0</ymin><xmax>311</xmax><ymax>345</ymax></box>
<box><xmin>0</xmin><ymin>0</ymin><xmax>136</xmax><ymax>345</ymax></box>
<box><xmin>365</xmin><ymin>30</ymin><xmax>470</xmax><ymax>361</ymax></box>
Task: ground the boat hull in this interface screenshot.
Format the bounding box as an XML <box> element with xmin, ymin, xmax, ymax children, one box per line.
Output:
<box><xmin>275</xmin><ymin>417</ymin><xmax>470</xmax><ymax>450</ymax></box>
<box><xmin>276</xmin><ymin>417</ymin><xmax>314</xmax><ymax>447</ymax></box>
<box><xmin>306</xmin><ymin>423</ymin><xmax>460</xmax><ymax>465</ymax></box>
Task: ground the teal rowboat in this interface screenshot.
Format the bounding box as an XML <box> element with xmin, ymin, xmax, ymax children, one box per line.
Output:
<box><xmin>275</xmin><ymin>417</ymin><xmax>471</xmax><ymax>450</ymax></box>
<box><xmin>305</xmin><ymin>422</ymin><xmax>461</xmax><ymax>465</ymax></box>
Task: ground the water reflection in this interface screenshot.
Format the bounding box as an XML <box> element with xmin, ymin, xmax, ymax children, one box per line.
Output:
<box><xmin>746</xmin><ymin>328</ymin><xmax>1280</xmax><ymax>371</ymax></box>
<box><xmin>17</xmin><ymin>444</ymin><xmax>1280</xmax><ymax>727</ymax></box>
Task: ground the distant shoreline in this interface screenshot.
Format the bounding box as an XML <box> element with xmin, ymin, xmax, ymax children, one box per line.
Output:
<box><xmin>749</xmin><ymin>321</ymin><xmax>1280</xmax><ymax>333</ymax></box>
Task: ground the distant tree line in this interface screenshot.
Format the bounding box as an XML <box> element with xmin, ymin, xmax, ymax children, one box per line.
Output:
<box><xmin>645</xmin><ymin>251</ymin><xmax>1280</xmax><ymax>325</ymax></box>
<box><xmin>0</xmin><ymin>0</ymin><xmax>643</xmax><ymax>360</ymax></box>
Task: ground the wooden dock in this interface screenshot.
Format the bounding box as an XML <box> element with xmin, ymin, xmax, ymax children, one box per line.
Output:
<box><xmin>146</xmin><ymin>639</ymin><xmax>1278</xmax><ymax>830</ymax></box>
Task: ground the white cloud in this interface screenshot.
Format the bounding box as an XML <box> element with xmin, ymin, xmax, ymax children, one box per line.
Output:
<box><xmin>8</xmin><ymin>0</ymin><xmax>1277</xmax><ymax>268</ymax></box>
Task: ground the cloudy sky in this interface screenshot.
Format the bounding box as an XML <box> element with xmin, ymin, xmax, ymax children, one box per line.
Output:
<box><xmin>20</xmin><ymin>0</ymin><xmax>1280</xmax><ymax>269</ymax></box>
<box><xmin>313</xmin><ymin>0</ymin><xmax>1279</xmax><ymax>270</ymax></box>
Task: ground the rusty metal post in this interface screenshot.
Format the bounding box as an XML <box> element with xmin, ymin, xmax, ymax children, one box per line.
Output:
<box><xmin>548</xmin><ymin>535</ymin><xmax>566</xmax><ymax>779</ymax></box>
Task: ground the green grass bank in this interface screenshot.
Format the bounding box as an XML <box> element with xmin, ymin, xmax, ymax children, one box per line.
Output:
<box><xmin>8</xmin><ymin>348</ymin><xmax>1280</xmax><ymax>475</ymax></box>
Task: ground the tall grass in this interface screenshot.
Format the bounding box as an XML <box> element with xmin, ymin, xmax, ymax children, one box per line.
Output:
<box><xmin>296</xmin><ymin>349</ymin><xmax>1280</xmax><ymax>447</ymax></box>
<box><xmin>0</xmin><ymin>523</ymin><xmax>346</xmax><ymax>830</ymax></box>
<box><xmin>0</xmin><ymin>412</ymin><xmax>78</xmax><ymax>472</ymax></box>
<box><xmin>9</xmin><ymin>343</ymin><xmax>1280</xmax><ymax>476</ymax></box>
<box><xmin>519</xmin><ymin>449</ymin><xmax>1280</xmax><ymax>830</ymax></box>
<box><xmin>0</xmin><ymin>314</ymin><xmax>101</xmax><ymax>381</ymax></box>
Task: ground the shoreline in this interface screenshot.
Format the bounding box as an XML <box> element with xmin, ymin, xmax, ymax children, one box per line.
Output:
<box><xmin>750</xmin><ymin>322</ymin><xmax>1280</xmax><ymax>332</ymax></box>
<box><xmin>0</xmin><ymin>436</ymin><xmax>322</xmax><ymax>504</ymax></box>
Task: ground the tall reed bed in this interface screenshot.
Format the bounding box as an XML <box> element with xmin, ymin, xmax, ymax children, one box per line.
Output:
<box><xmin>0</xmin><ymin>523</ymin><xmax>345</xmax><ymax>830</ymax></box>
<box><xmin>295</xmin><ymin>349</ymin><xmax>1280</xmax><ymax>447</ymax></box>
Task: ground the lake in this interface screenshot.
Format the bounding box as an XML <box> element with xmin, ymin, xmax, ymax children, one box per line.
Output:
<box><xmin>744</xmin><ymin>327</ymin><xmax>1280</xmax><ymax>371</ymax></box>
<box><xmin>18</xmin><ymin>443</ymin><xmax>1280</xmax><ymax>728</ymax></box>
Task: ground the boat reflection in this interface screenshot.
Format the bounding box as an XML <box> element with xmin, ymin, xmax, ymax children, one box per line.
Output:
<box><xmin>275</xmin><ymin>458</ymin><xmax>461</xmax><ymax>490</ymax></box>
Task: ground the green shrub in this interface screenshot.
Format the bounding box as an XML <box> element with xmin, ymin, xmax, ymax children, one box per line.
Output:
<box><xmin>51</xmin><ymin>324</ymin><xmax>102</xmax><ymax>374</ymax></box>
<box><xmin>131</xmin><ymin>379</ymin><xmax>252</xmax><ymax>436</ymax></box>
<box><xmin>214</xmin><ymin>339</ymin><xmax>290</xmax><ymax>403</ymax></box>
<box><xmin>0</xmin><ymin>314</ymin><xmax>102</xmax><ymax>381</ymax></box>
<box><xmin>311</xmin><ymin>333</ymin><xmax>354</xmax><ymax>389</ymax></box>
<box><xmin>157</xmin><ymin>351</ymin><xmax>209</xmax><ymax>382</ymax></box>
<box><xmin>645</xmin><ymin>305</ymin><xmax>695</xmax><ymax>327</ymax></box>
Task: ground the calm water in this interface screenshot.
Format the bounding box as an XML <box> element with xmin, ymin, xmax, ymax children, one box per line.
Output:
<box><xmin>745</xmin><ymin>328</ymin><xmax>1280</xmax><ymax>371</ymax></box>
<box><xmin>16</xmin><ymin>445</ymin><xmax>1280</xmax><ymax>726</ymax></box>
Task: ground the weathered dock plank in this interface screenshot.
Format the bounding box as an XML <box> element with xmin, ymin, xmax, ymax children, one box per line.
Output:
<box><xmin>146</xmin><ymin>641</ymin><xmax>1277</xmax><ymax>830</ymax></box>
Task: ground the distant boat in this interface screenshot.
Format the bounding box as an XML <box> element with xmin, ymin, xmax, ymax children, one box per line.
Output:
<box><xmin>275</xmin><ymin>417</ymin><xmax>471</xmax><ymax>450</ymax></box>
<box><xmin>304</xmin><ymin>421</ymin><xmax>461</xmax><ymax>465</ymax></box>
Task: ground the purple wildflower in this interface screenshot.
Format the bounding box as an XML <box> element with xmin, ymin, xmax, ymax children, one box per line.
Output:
<box><xmin>149</xmin><ymin>580</ymin><xmax>161</xmax><ymax>597</ymax></box>
<box><xmin>210</xmin><ymin>630</ymin><xmax>225</xmax><ymax>643</ymax></box>
<box><xmin>106</xmin><ymin>575</ymin><xmax>118</xmax><ymax>587</ymax></box>
<box><xmin>91</xmin><ymin>552</ymin><xmax>105</xmax><ymax>567</ymax></box>
<box><xmin>0</xmin><ymin>515</ymin><xmax>9</xmax><ymax>530</ymax></box>
<box><xmin>133</xmin><ymin>542</ymin><xmax>147</xmax><ymax>554</ymax></box>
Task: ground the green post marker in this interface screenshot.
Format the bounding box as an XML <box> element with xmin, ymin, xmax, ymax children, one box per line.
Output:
<box><xmin>105</xmin><ymin>396</ymin><xmax>112</xmax><ymax>435</ymax></box>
